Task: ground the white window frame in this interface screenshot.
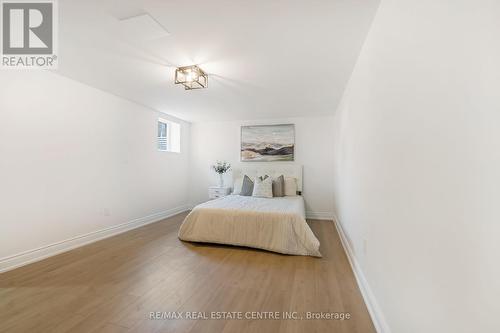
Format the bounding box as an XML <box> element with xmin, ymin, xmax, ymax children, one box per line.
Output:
<box><xmin>157</xmin><ymin>119</ymin><xmax>168</xmax><ymax>152</ymax></box>
<box><xmin>157</xmin><ymin>118</ymin><xmax>181</xmax><ymax>153</ymax></box>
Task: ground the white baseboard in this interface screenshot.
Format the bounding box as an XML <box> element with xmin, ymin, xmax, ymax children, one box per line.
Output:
<box><xmin>306</xmin><ymin>211</ymin><xmax>335</xmax><ymax>220</ymax></box>
<box><xmin>333</xmin><ymin>217</ymin><xmax>391</xmax><ymax>333</ymax></box>
<box><xmin>0</xmin><ymin>205</ymin><xmax>190</xmax><ymax>274</ymax></box>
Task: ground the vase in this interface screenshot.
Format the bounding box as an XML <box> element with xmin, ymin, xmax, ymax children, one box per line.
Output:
<box><xmin>218</xmin><ymin>173</ymin><xmax>224</xmax><ymax>187</ymax></box>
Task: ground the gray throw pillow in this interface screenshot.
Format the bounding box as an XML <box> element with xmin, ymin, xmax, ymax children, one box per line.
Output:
<box><xmin>272</xmin><ymin>175</ymin><xmax>285</xmax><ymax>197</ymax></box>
<box><xmin>240</xmin><ymin>175</ymin><xmax>254</xmax><ymax>196</ymax></box>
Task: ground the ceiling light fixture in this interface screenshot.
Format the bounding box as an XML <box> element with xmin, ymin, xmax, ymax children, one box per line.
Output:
<box><xmin>175</xmin><ymin>65</ymin><xmax>208</xmax><ymax>90</ymax></box>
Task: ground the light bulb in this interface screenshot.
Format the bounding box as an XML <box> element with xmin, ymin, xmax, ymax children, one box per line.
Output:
<box><xmin>186</xmin><ymin>71</ymin><xmax>198</xmax><ymax>82</ymax></box>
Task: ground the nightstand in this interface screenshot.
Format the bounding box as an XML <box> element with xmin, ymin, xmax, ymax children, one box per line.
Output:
<box><xmin>208</xmin><ymin>186</ymin><xmax>231</xmax><ymax>199</ymax></box>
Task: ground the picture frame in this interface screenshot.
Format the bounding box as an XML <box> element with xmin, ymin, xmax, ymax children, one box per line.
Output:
<box><xmin>240</xmin><ymin>124</ymin><xmax>295</xmax><ymax>162</ymax></box>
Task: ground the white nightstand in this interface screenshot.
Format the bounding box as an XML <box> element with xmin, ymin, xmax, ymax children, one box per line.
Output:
<box><xmin>208</xmin><ymin>186</ymin><xmax>231</xmax><ymax>199</ymax></box>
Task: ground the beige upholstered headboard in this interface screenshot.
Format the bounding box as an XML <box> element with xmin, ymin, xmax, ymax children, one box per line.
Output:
<box><xmin>232</xmin><ymin>164</ymin><xmax>303</xmax><ymax>192</ymax></box>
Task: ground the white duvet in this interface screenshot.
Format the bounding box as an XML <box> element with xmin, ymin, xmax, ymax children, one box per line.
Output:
<box><xmin>178</xmin><ymin>195</ymin><xmax>321</xmax><ymax>257</ymax></box>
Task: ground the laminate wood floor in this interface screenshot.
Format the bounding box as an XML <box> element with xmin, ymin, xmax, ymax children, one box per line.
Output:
<box><xmin>0</xmin><ymin>212</ymin><xmax>375</xmax><ymax>333</ymax></box>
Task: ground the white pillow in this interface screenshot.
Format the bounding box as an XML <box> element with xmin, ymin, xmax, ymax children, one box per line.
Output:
<box><xmin>232</xmin><ymin>177</ymin><xmax>243</xmax><ymax>194</ymax></box>
<box><xmin>252</xmin><ymin>176</ymin><xmax>273</xmax><ymax>198</ymax></box>
<box><xmin>284</xmin><ymin>177</ymin><xmax>298</xmax><ymax>196</ymax></box>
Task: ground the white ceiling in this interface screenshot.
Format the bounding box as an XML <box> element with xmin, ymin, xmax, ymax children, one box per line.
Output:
<box><xmin>57</xmin><ymin>0</ymin><xmax>379</xmax><ymax>122</ymax></box>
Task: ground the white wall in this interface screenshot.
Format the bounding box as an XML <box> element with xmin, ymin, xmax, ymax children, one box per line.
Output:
<box><xmin>332</xmin><ymin>1</ymin><xmax>500</xmax><ymax>332</ymax></box>
<box><xmin>0</xmin><ymin>71</ymin><xmax>191</xmax><ymax>267</ymax></box>
<box><xmin>190</xmin><ymin>116</ymin><xmax>335</xmax><ymax>218</ymax></box>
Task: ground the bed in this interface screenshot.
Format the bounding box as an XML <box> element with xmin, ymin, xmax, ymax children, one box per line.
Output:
<box><xmin>178</xmin><ymin>165</ymin><xmax>321</xmax><ymax>257</ymax></box>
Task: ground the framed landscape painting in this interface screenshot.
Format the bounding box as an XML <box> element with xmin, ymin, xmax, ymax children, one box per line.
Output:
<box><xmin>241</xmin><ymin>124</ymin><xmax>295</xmax><ymax>162</ymax></box>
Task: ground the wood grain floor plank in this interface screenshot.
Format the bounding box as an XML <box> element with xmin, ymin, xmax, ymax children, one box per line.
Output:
<box><xmin>0</xmin><ymin>212</ymin><xmax>375</xmax><ymax>333</ymax></box>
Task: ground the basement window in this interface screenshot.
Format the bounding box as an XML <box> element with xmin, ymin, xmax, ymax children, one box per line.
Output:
<box><xmin>158</xmin><ymin>118</ymin><xmax>181</xmax><ymax>153</ymax></box>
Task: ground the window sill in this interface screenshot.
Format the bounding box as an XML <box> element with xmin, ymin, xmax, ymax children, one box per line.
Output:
<box><xmin>158</xmin><ymin>149</ymin><xmax>181</xmax><ymax>154</ymax></box>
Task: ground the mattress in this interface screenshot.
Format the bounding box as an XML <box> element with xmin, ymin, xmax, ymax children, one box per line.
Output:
<box><xmin>178</xmin><ymin>195</ymin><xmax>321</xmax><ymax>257</ymax></box>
